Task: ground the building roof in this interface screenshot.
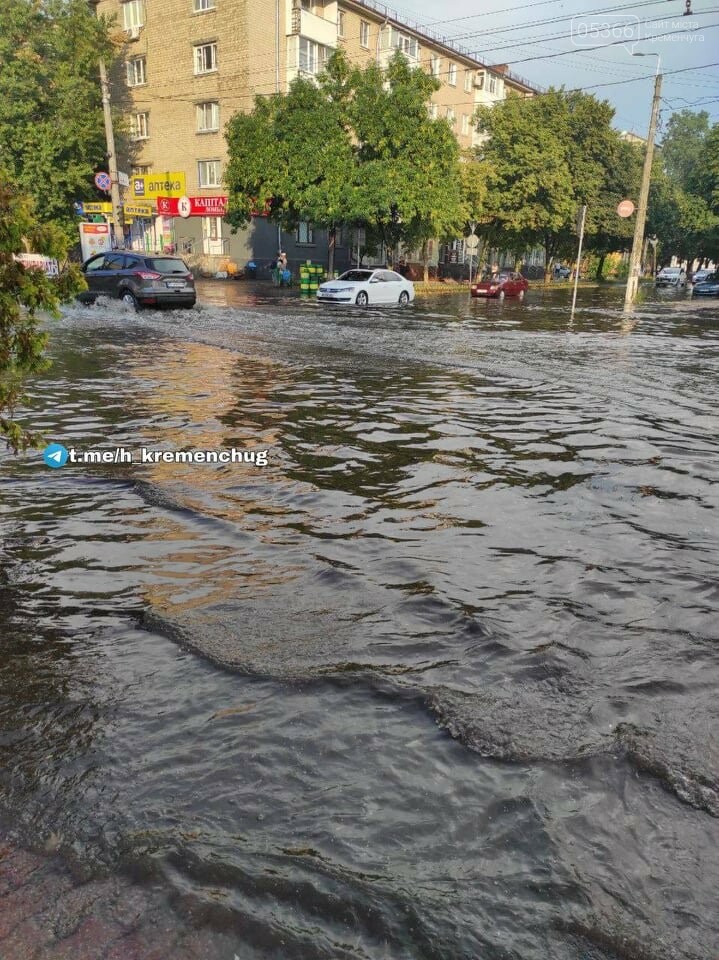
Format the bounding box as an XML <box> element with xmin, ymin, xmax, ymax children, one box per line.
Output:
<box><xmin>341</xmin><ymin>0</ymin><xmax>540</xmax><ymax>94</ymax></box>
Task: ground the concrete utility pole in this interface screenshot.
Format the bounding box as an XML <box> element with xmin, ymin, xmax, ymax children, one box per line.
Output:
<box><xmin>623</xmin><ymin>66</ymin><xmax>662</xmax><ymax>309</ymax></box>
<box><xmin>97</xmin><ymin>55</ymin><xmax>125</xmax><ymax>244</ymax></box>
<box><xmin>87</xmin><ymin>0</ymin><xmax>124</xmax><ymax>243</ymax></box>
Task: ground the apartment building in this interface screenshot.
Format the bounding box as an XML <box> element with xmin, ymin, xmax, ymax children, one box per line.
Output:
<box><xmin>98</xmin><ymin>0</ymin><xmax>536</xmax><ymax>271</ymax></box>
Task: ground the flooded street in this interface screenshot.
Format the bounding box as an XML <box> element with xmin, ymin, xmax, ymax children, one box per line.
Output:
<box><xmin>1</xmin><ymin>283</ymin><xmax>717</xmax><ymax>959</ymax></box>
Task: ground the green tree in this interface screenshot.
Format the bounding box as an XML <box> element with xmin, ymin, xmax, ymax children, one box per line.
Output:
<box><xmin>1</xmin><ymin>176</ymin><xmax>82</xmax><ymax>450</ymax></box>
<box><xmin>660</xmin><ymin>109</ymin><xmax>711</xmax><ymax>199</ymax></box>
<box><xmin>647</xmin><ymin>162</ymin><xmax>718</xmax><ymax>267</ymax></box>
<box><xmin>473</xmin><ymin>93</ymin><xmax>576</xmax><ymax>267</ymax></box>
<box><xmin>225</xmin><ymin>50</ymin><xmax>464</xmax><ymax>273</ymax></box>
<box><xmin>0</xmin><ymin>0</ymin><xmax>118</xmax><ymax>239</ymax></box>
<box><xmin>473</xmin><ymin>89</ymin><xmax>637</xmax><ymax>274</ymax></box>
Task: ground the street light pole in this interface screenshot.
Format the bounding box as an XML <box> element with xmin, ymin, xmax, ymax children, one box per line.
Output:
<box><xmin>88</xmin><ymin>0</ymin><xmax>124</xmax><ymax>245</ymax></box>
<box><xmin>623</xmin><ymin>53</ymin><xmax>661</xmax><ymax>309</ymax></box>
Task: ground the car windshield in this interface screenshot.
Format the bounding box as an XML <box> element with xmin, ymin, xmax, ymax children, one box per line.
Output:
<box><xmin>145</xmin><ymin>258</ymin><xmax>189</xmax><ymax>274</ymax></box>
<box><xmin>338</xmin><ymin>270</ymin><xmax>373</xmax><ymax>282</ymax></box>
<box><xmin>661</xmin><ymin>268</ymin><xmax>680</xmax><ymax>275</ymax></box>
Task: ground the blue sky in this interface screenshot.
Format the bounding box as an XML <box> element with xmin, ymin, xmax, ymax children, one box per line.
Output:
<box><xmin>394</xmin><ymin>0</ymin><xmax>719</xmax><ymax>136</ymax></box>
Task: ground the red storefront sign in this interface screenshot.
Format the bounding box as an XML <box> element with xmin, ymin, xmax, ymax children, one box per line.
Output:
<box><xmin>156</xmin><ymin>195</ymin><xmax>228</xmax><ymax>217</ymax></box>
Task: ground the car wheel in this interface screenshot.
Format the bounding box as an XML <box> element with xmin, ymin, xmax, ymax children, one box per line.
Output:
<box><xmin>120</xmin><ymin>290</ymin><xmax>140</xmax><ymax>310</ymax></box>
<box><xmin>355</xmin><ymin>291</ymin><xmax>369</xmax><ymax>306</ymax></box>
<box><xmin>398</xmin><ymin>291</ymin><xmax>410</xmax><ymax>305</ymax></box>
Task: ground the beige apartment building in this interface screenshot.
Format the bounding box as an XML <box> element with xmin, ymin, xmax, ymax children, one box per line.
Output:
<box><xmin>97</xmin><ymin>0</ymin><xmax>536</xmax><ymax>272</ymax></box>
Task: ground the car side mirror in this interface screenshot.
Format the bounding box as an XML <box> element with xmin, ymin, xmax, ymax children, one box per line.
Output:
<box><xmin>370</xmin><ymin>278</ymin><xmax>380</xmax><ymax>283</ymax></box>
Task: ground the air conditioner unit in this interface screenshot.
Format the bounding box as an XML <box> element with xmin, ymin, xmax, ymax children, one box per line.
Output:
<box><xmin>126</xmin><ymin>25</ymin><xmax>141</xmax><ymax>40</ymax></box>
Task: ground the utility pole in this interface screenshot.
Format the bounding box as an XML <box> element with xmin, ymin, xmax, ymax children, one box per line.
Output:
<box><xmin>98</xmin><ymin>57</ymin><xmax>125</xmax><ymax>245</ymax></box>
<box><xmin>571</xmin><ymin>204</ymin><xmax>587</xmax><ymax>318</ymax></box>
<box><xmin>88</xmin><ymin>0</ymin><xmax>124</xmax><ymax>244</ymax></box>
<box><xmin>623</xmin><ymin>69</ymin><xmax>662</xmax><ymax>309</ymax></box>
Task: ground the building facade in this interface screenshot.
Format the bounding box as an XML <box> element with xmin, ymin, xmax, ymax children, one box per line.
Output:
<box><xmin>98</xmin><ymin>0</ymin><xmax>536</xmax><ymax>274</ymax></box>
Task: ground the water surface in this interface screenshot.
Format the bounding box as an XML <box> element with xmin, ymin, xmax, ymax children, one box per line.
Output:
<box><xmin>1</xmin><ymin>283</ymin><xmax>717</xmax><ymax>958</ymax></box>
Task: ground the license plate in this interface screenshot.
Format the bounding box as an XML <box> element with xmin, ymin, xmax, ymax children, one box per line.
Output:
<box><xmin>166</xmin><ymin>281</ymin><xmax>186</xmax><ymax>289</ymax></box>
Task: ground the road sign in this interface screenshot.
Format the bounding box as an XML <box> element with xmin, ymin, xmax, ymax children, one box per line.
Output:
<box><xmin>617</xmin><ymin>199</ymin><xmax>635</xmax><ymax>218</ymax></box>
<box><xmin>465</xmin><ymin>234</ymin><xmax>479</xmax><ymax>252</ymax></box>
<box><xmin>94</xmin><ymin>171</ymin><xmax>112</xmax><ymax>192</ymax></box>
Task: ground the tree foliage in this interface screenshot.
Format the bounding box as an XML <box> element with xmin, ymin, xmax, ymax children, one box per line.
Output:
<box><xmin>0</xmin><ymin>0</ymin><xmax>117</xmax><ymax>239</ymax></box>
<box><xmin>225</xmin><ymin>50</ymin><xmax>465</xmax><ymax>267</ymax></box>
<box><xmin>0</xmin><ymin>175</ymin><xmax>82</xmax><ymax>451</ymax></box>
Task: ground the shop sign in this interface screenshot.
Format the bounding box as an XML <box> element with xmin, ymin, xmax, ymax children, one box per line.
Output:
<box><xmin>156</xmin><ymin>195</ymin><xmax>228</xmax><ymax>217</ymax></box>
<box><xmin>124</xmin><ymin>201</ymin><xmax>155</xmax><ymax>218</ymax></box>
<box><xmin>78</xmin><ymin>222</ymin><xmax>111</xmax><ymax>261</ymax></box>
<box><xmin>132</xmin><ymin>172</ymin><xmax>186</xmax><ymax>199</ymax></box>
<box><xmin>83</xmin><ymin>202</ymin><xmax>113</xmax><ymax>214</ymax></box>
<box><xmin>14</xmin><ymin>253</ymin><xmax>60</xmax><ymax>277</ymax></box>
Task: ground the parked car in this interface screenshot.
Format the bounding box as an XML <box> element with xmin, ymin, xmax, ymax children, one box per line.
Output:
<box><xmin>553</xmin><ymin>264</ymin><xmax>571</xmax><ymax>280</ymax></box>
<box><xmin>79</xmin><ymin>252</ymin><xmax>196</xmax><ymax>309</ymax></box>
<box><xmin>655</xmin><ymin>266</ymin><xmax>687</xmax><ymax>288</ymax></box>
<box><xmin>316</xmin><ymin>269</ymin><xmax>415</xmax><ymax>306</ymax></box>
<box><xmin>692</xmin><ymin>273</ymin><xmax>719</xmax><ymax>297</ymax></box>
<box><xmin>691</xmin><ymin>268</ymin><xmax>712</xmax><ymax>284</ymax></box>
<box><xmin>471</xmin><ymin>271</ymin><xmax>529</xmax><ymax>299</ymax></box>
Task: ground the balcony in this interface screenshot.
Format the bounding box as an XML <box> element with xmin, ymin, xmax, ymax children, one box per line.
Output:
<box><xmin>288</xmin><ymin>7</ymin><xmax>338</xmax><ymax>48</ymax></box>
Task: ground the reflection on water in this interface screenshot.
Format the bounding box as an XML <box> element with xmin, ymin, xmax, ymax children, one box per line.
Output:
<box><xmin>0</xmin><ymin>285</ymin><xmax>717</xmax><ymax>959</ymax></box>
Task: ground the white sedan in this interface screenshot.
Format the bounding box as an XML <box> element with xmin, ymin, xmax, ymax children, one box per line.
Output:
<box><xmin>317</xmin><ymin>269</ymin><xmax>415</xmax><ymax>306</ymax></box>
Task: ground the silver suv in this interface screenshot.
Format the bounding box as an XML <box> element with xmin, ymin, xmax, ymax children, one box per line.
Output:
<box><xmin>655</xmin><ymin>266</ymin><xmax>687</xmax><ymax>288</ymax></box>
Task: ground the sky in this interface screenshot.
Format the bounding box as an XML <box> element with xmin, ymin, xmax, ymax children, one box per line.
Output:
<box><xmin>386</xmin><ymin>0</ymin><xmax>719</xmax><ymax>137</ymax></box>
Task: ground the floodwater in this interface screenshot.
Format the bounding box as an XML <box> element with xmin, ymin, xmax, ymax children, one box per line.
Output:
<box><xmin>0</xmin><ymin>282</ymin><xmax>717</xmax><ymax>959</ymax></box>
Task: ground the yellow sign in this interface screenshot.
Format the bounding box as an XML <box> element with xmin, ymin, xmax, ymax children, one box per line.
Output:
<box><xmin>124</xmin><ymin>201</ymin><xmax>155</xmax><ymax>218</ymax></box>
<box><xmin>84</xmin><ymin>202</ymin><xmax>112</xmax><ymax>213</ymax></box>
<box><xmin>132</xmin><ymin>171</ymin><xmax>186</xmax><ymax>199</ymax></box>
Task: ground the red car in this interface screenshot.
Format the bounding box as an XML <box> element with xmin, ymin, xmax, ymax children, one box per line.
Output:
<box><xmin>471</xmin><ymin>271</ymin><xmax>529</xmax><ymax>299</ymax></box>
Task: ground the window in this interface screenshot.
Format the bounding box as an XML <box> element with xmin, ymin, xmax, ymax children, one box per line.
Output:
<box><xmin>299</xmin><ymin>37</ymin><xmax>330</xmax><ymax>75</ymax></box>
<box><xmin>131</xmin><ymin>112</ymin><xmax>149</xmax><ymax>140</ymax></box>
<box><xmin>429</xmin><ymin>102</ymin><xmax>438</xmax><ymax>119</ymax></box>
<box><xmin>488</xmin><ymin>75</ymin><xmax>497</xmax><ymax>94</ymax></box>
<box><xmin>198</xmin><ymin>159</ymin><xmax>221</xmax><ymax>187</ymax></box>
<box><xmin>338</xmin><ymin>10</ymin><xmax>345</xmax><ymax>36</ymax></box>
<box><xmin>464</xmin><ymin>69</ymin><xmax>472</xmax><ymax>92</ymax></box>
<box><xmin>196</xmin><ymin>101</ymin><xmax>219</xmax><ymax>132</ymax></box>
<box><xmin>360</xmin><ymin>20</ymin><xmax>369</xmax><ymax>48</ymax></box>
<box><xmin>122</xmin><ymin>0</ymin><xmax>144</xmax><ymax>30</ymax></box>
<box><xmin>446</xmin><ymin>107</ymin><xmax>455</xmax><ymax>126</ymax></box>
<box><xmin>126</xmin><ymin>56</ymin><xmax>146</xmax><ymax>86</ymax></box>
<box><xmin>462</xmin><ymin>114</ymin><xmax>470</xmax><ymax>135</ymax></box>
<box><xmin>430</xmin><ymin>55</ymin><xmax>441</xmax><ymax>77</ymax></box>
<box><xmin>296</xmin><ymin>221</ymin><xmax>314</xmax><ymax>244</ymax></box>
<box><xmin>193</xmin><ymin>0</ymin><xmax>215</xmax><ymax>9</ymax></box>
<box><xmin>448</xmin><ymin>62</ymin><xmax>456</xmax><ymax>85</ymax></box>
<box><xmin>194</xmin><ymin>42</ymin><xmax>217</xmax><ymax>74</ymax></box>
<box><xmin>475</xmin><ymin>71</ymin><xmax>485</xmax><ymax>90</ymax></box>
<box><xmin>389</xmin><ymin>28</ymin><xmax>418</xmax><ymax>59</ymax></box>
